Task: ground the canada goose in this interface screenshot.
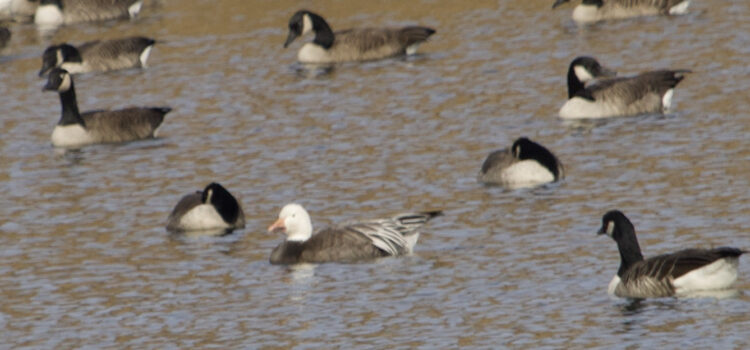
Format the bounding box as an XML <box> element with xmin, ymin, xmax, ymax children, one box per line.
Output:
<box><xmin>559</xmin><ymin>56</ymin><xmax>690</xmax><ymax>119</ymax></box>
<box><xmin>283</xmin><ymin>9</ymin><xmax>435</xmax><ymax>63</ymax></box>
<box><xmin>478</xmin><ymin>137</ymin><xmax>564</xmax><ymax>189</ymax></box>
<box><xmin>267</xmin><ymin>203</ymin><xmax>442</xmax><ymax>265</ymax></box>
<box><xmin>166</xmin><ymin>183</ymin><xmax>246</xmax><ymax>233</ymax></box>
<box><xmin>598</xmin><ymin>210</ymin><xmax>745</xmax><ymax>298</ymax></box>
<box><xmin>43</xmin><ymin>68</ymin><xmax>170</xmax><ymax>147</ymax></box>
<box><xmin>35</xmin><ymin>0</ymin><xmax>143</xmax><ymax>26</ymax></box>
<box><xmin>38</xmin><ymin>37</ymin><xmax>155</xmax><ymax>76</ymax></box>
<box><xmin>552</xmin><ymin>0</ymin><xmax>690</xmax><ymax>23</ymax></box>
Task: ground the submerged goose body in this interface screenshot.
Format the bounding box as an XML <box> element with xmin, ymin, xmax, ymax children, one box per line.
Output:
<box><xmin>552</xmin><ymin>0</ymin><xmax>690</xmax><ymax>23</ymax></box>
<box><xmin>39</xmin><ymin>36</ymin><xmax>155</xmax><ymax>76</ymax></box>
<box><xmin>479</xmin><ymin>137</ymin><xmax>564</xmax><ymax>189</ymax></box>
<box><xmin>43</xmin><ymin>68</ymin><xmax>170</xmax><ymax>147</ymax></box>
<box><xmin>268</xmin><ymin>203</ymin><xmax>442</xmax><ymax>264</ymax></box>
<box><xmin>35</xmin><ymin>0</ymin><xmax>143</xmax><ymax>26</ymax></box>
<box><xmin>166</xmin><ymin>183</ymin><xmax>245</xmax><ymax>233</ymax></box>
<box><xmin>559</xmin><ymin>56</ymin><xmax>689</xmax><ymax>119</ymax></box>
<box><xmin>598</xmin><ymin>210</ymin><xmax>744</xmax><ymax>298</ymax></box>
<box><xmin>283</xmin><ymin>10</ymin><xmax>435</xmax><ymax>63</ymax></box>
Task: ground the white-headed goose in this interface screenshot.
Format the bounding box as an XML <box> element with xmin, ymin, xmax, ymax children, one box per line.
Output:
<box><xmin>559</xmin><ymin>56</ymin><xmax>690</xmax><ymax>119</ymax></box>
<box><xmin>35</xmin><ymin>0</ymin><xmax>143</xmax><ymax>26</ymax></box>
<box><xmin>43</xmin><ymin>68</ymin><xmax>170</xmax><ymax>147</ymax></box>
<box><xmin>166</xmin><ymin>183</ymin><xmax>245</xmax><ymax>233</ymax></box>
<box><xmin>478</xmin><ymin>137</ymin><xmax>564</xmax><ymax>189</ymax></box>
<box><xmin>267</xmin><ymin>203</ymin><xmax>442</xmax><ymax>265</ymax></box>
<box><xmin>283</xmin><ymin>9</ymin><xmax>435</xmax><ymax>63</ymax></box>
<box><xmin>552</xmin><ymin>0</ymin><xmax>690</xmax><ymax>23</ymax></box>
<box><xmin>598</xmin><ymin>210</ymin><xmax>745</xmax><ymax>299</ymax></box>
<box><xmin>39</xmin><ymin>36</ymin><xmax>155</xmax><ymax>76</ymax></box>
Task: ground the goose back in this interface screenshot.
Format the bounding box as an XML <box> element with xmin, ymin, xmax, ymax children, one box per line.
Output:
<box><xmin>270</xmin><ymin>228</ymin><xmax>389</xmax><ymax>264</ymax></box>
<box><xmin>561</xmin><ymin>69</ymin><xmax>689</xmax><ymax>118</ymax></box>
<box><xmin>74</xmin><ymin>37</ymin><xmax>154</xmax><ymax>71</ymax></box>
<box><xmin>79</xmin><ymin>107</ymin><xmax>169</xmax><ymax>143</ymax></box>
<box><xmin>298</xmin><ymin>26</ymin><xmax>434</xmax><ymax>63</ymax></box>
<box><xmin>614</xmin><ymin>247</ymin><xmax>743</xmax><ymax>298</ymax></box>
<box><xmin>37</xmin><ymin>0</ymin><xmax>142</xmax><ymax>24</ymax></box>
<box><xmin>41</xmin><ymin>37</ymin><xmax>155</xmax><ymax>75</ymax></box>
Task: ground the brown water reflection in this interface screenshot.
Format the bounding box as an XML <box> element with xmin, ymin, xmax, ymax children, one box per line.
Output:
<box><xmin>1</xmin><ymin>0</ymin><xmax>749</xmax><ymax>348</ymax></box>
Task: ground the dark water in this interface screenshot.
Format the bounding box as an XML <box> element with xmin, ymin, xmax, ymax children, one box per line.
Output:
<box><xmin>1</xmin><ymin>0</ymin><xmax>749</xmax><ymax>348</ymax></box>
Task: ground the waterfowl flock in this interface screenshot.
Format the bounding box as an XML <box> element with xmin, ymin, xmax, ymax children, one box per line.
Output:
<box><xmin>0</xmin><ymin>0</ymin><xmax>745</xmax><ymax>303</ymax></box>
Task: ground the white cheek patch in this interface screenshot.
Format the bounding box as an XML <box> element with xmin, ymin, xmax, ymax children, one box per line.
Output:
<box><xmin>59</xmin><ymin>73</ymin><xmax>71</xmax><ymax>91</ymax></box>
<box><xmin>56</xmin><ymin>49</ymin><xmax>63</xmax><ymax>65</ymax></box>
<box><xmin>669</xmin><ymin>0</ymin><xmax>690</xmax><ymax>14</ymax></box>
<box><xmin>606</xmin><ymin>221</ymin><xmax>615</xmax><ymax>235</ymax></box>
<box><xmin>128</xmin><ymin>0</ymin><xmax>143</xmax><ymax>17</ymax></box>
<box><xmin>139</xmin><ymin>45</ymin><xmax>153</xmax><ymax>67</ymax></box>
<box><xmin>662</xmin><ymin>89</ymin><xmax>674</xmax><ymax>111</ymax></box>
<box><xmin>302</xmin><ymin>14</ymin><xmax>313</xmax><ymax>35</ymax></box>
<box><xmin>574</xmin><ymin>65</ymin><xmax>595</xmax><ymax>82</ymax></box>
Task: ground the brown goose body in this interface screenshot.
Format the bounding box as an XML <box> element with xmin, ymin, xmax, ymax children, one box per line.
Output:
<box><xmin>40</xmin><ymin>37</ymin><xmax>155</xmax><ymax>76</ymax></box>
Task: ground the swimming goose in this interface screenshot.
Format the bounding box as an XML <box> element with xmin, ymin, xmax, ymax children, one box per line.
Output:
<box><xmin>598</xmin><ymin>210</ymin><xmax>745</xmax><ymax>299</ymax></box>
<box><xmin>39</xmin><ymin>36</ymin><xmax>155</xmax><ymax>76</ymax></box>
<box><xmin>43</xmin><ymin>68</ymin><xmax>170</xmax><ymax>147</ymax></box>
<box><xmin>283</xmin><ymin>9</ymin><xmax>435</xmax><ymax>63</ymax></box>
<box><xmin>559</xmin><ymin>56</ymin><xmax>690</xmax><ymax>119</ymax></box>
<box><xmin>166</xmin><ymin>182</ymin><xmax>246</xmax><ymax>233</ymax></box>
<box><xmin>552</xmin><ymin>0</ymin><xmax>690</xmax><ymax>23</ymax></box>
<box><xmin>478</xmin><ymin>137</ymin><xmax>564</xmax><ymax>189</ymax></box>
<box><xmin>35</xmin><ymin>0</ymin><xmax>143</xmax><ymax>26</ymax></box>
<box><xmin>267</xmin><ymin>203</ymin><xmax>442</xmax><ymax>264</ymax></box>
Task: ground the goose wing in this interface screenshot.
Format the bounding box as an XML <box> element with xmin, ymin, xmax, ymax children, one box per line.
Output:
<box><xmin>585</xmin><ymin>70</ymin><xmax>688</xmax><ymax>105</ymax></box>
<box><xmin>82</xmin><ymin>37</ymin><xmax>154</xmax><ymax>60</ymax></box>
<box><xmin>479</xmin><ymin>148</ymin><xmax>513</xmax><ymax>175</ymax></box>
<box><xmin>334</xmin><ymin>27</ymin><xmax>434</xmax><ymax>53</ymax></box>
<box><xmin>82</xmin><ymin>107</ymin><xmax>170</xmax><ymax>143</ymax></box>
<box><xmin>621</xmin><ymin>247</ymin><xmax>743</xmax><ymax>287</ymax></box>
<box><xmin>166</xmin><ymin>191</ymin><xmax>202</xmax><ymax>230</ymax></box>
<box><xmin>337</xmin><ymin>211</ymin><xmax>443</xmax><ymax>256</ymax></box>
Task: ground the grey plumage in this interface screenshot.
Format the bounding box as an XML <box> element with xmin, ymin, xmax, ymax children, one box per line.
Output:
<box><xmin>284</xmin><ymin>10</ymin><xmax>435</xmax><ymax>63</ymax></box>
<box><xmin>35</xmin><ymin>0</ymin><xmax>142</xmax><ymax>25</ymax></box>
<box><xmin>269</xmin><ymin>204</ymin><xmax>442</xmax><ymax>265</ymax></box>
<box><xmin>552</xmin><ymin>0</ymin><xmax>690</xmax><ymax>22</ymax></box>
<box><xmin>584</xmin><ymin>70</ymin><xmax>690</xmax><ymax>115</ymax></box>
<box><xmin>39</xmin><ymin>37</ymin><xmax>155</xmax><ymax>76</ymax></box>
<box><xmin>76</xmin><ymin>107</ymin><xmax>168</xmax><ymax>143</ymax></box>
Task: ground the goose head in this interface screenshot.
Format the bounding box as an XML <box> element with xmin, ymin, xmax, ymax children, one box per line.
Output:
<box><xmin>39</xmin><ymin>44</ymin><xmax>81</xmax><ymax>77</ymax></box>
<box><xmin>43</xmin><ymin>68</ymin><xmax>72</xmax><ymax>92</ymax></box>
<box><xmin>201</xmin><ymin>182</ymin><xmax>241</xmax><ymax>224</ymax></box>
<box><xmin>569</xmin><ymin>56</ymin><xmax>616</xmax><ymax>83</ymax></box>
<box><xmin>512</xmin><ymin>137</ymin><xmax>562</xmax><ymax>179</ymax></box>
<box><xmin>284</xmin><ymin>10</ymin><xmax>328</xmax><ymax>48</ymax></box>
<box><xmin>268</xmin><ymin>203</ymin><xmax>313</xmax><ymax>242</ymax></box>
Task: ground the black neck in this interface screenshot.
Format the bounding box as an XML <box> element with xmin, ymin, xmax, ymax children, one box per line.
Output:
<box><xmin>309</xmin><ymin>12</ymin><xmax>335</xmax><ymax>49</ymax></box>
<box><xmin>615</xmin><ymin>226</ymin><xmax>645</xmax><ymax>277</ymax></box>
<box><xmin>58</xmin><ymin>83</ymin><xmax>84</xmax><ymax>127</ymax></box>
<box><xmin>567</xmin><ymin>66</ymin><xmax>585</xmax><ymax>99</ymax></box>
